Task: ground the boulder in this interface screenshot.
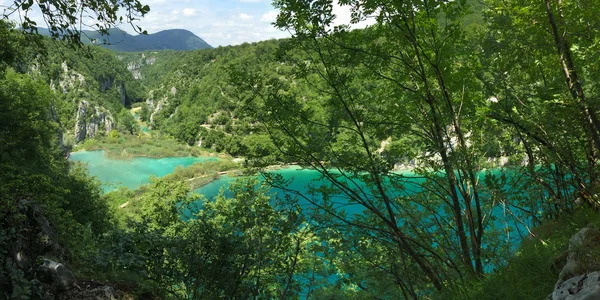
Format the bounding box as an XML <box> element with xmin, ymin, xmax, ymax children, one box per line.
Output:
<box><xmin>39</xmin><ymin>259</ymin><xmax>75</xmax><ymax>291</ymax></box>
<box><xmin>551</xmin><ymin>272</ymin><xmax>600</xmax><ymax>300</ymax></box>
<box><xmin>548</xmin><ymin>227</ymin><xmax>600</xmax><ymax>300</ymax></box>
<box><xmin>559</xmin><ymin>228</ymin><xmax>600</xmax><ymax>282</ymax></box>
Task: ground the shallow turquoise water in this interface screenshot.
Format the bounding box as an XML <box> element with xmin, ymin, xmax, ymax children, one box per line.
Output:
<box><xmin>194</xmin><ymin>167</ymin><xmax>530</xmax><ymax>254</ymax></box>
<box><xmin>69</xmin><ymin>150</ymin><xmax>214</xmax><ymax>192</ymax></box>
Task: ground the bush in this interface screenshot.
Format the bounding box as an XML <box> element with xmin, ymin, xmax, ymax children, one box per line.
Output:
<box><xmin>109</xmin><ymin>129</ymin><xmax>120</xmax><ymax>139</ymax></box>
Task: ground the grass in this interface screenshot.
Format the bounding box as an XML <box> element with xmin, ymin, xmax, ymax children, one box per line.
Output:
<box><xmin>440</xmin><ymin>207</ymin><xmax>600</xmax><ymax>300</ymax></box>
<box><xmin>74</xmin><ymin>133</ymin><xmax>228</xmax><ymax>159</ymax></box>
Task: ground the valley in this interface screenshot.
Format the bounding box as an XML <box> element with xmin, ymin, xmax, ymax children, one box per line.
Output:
<box><xmin>3</xmin><ymin>0</ymin><xmax>600</xmax><ymax>299</ymax></box>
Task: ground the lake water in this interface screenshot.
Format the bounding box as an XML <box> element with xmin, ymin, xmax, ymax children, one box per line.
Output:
<box><xmin>69</xmin><ymin>152</ymin><xmax>532</xmax><ymax>240</ymax></box>
<box><xmin>71</xmin><ymin>151</ymin><xmax>534</xmax><ymax>275</ymax></box>
<box><xmin>69</xmin><ymin>150</ymin><xmax>216</xmax><ymax>192</ymax></box>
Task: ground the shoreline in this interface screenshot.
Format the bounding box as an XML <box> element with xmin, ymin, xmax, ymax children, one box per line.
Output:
<box><xmin>69</xmin><ymin>148</ymin><xmax>229</xmax><ymax>160</ymax></box>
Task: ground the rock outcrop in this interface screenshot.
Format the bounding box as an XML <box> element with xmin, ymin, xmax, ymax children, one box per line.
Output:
<box><xmin>55</xmin><ymin>62</ymin><xmax>86</xmax><ymax>94</ymax></box>
<box><xmin>547</xmin><ymin>227</ymin><xmax>600</xmax><ymax>300</ymax></box>
<box><xmin>126</xmin><ymin>54</ymin><xmax>157</xmax><ymax>80</ymax></box>
<box><xmin>119</xmin><ymin>82</ymin><xmax>127</xmax><ymax>106</ymax></box>
<box><xmin>74</xmin><ymin>101</ymin><xmax>115</xmax><ymax>143</ymax></box>
<box><xmin>551</xmin><ymin>272</ymin><xmax>600</xmax><ymax>300</ymax></box>
<box><xmin>86</xmin><ymin>107</ymin><xmax>114</xmax><ymax>138</ymax></box>
<box><xmin>39</xmin><ymin>259</ymin><xmax>76</xmax><ymax>292</ymax></box>
<box><xmin>3</xmin><ymin>200</ymin><xmax>121</xmax><ymax>299</ymax></box>
<box><xmin>146</xmin><ymin>97</ymin><xmax>154</xmax><ymax>112</ymax></box>
<box><xmin>127</xmin><ymin>61</ymin><xmax>143</xmax><ymax>80</ymax></box>
<box><xmin>558</xmin><ymin>228</ymin><xmax>600</xmax><ymax>282</ymax></box>
<box><xmin>74</xmin><ymin>101</ymin><xmax>89</xmax><ymax>143</ymax></box>
<box><xmin>150</xmin><ymin>98</ymin><xmax>167</xmax><ymax>125</ymax></box>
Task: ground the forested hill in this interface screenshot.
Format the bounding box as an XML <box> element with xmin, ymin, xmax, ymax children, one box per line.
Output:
<box><xmin>37</xmin><ymin>27</ymin><xmax>213</xmax><ymax>51</ymax></box>
<box><xmin>5</xmin><ymin>0</ymin><xmax>600</xmax><ymax>297</ymax></box>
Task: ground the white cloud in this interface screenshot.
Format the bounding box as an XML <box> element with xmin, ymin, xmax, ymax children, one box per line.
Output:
<box><xmin>238</xmin><ymin>13</ymin><xmax>253</xmax><ymax>21</ymax></box>
<box><xmin>3</xmin><ymin>0</ymin><xmax>292</xmax><ymax>46</ymax></box>
<box><xmin>182</xmin><ymin>8</ymin><xmax>197</xmax><ymax>16</ymax></box>
<box><xmin>331</xmin><ymin>1</ymin><xmax>376</xmax><ymax>29</ymax></box>
<box><xmin>260</xmin><ymin>10</ymin><xmax>278</xmax><ymax>23</ymax></box>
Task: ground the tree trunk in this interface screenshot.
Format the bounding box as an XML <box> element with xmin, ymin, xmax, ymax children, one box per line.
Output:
<box><xmin>544</xmin><ymin>0</ymin><xmax>600</xmax><ymax>165</ymax></box>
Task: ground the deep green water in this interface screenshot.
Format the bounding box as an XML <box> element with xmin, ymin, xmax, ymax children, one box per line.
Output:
<box><xmin>69</xmin><ymin>150</ymin><xmax>215</xmax><ymax>192</ymax></box>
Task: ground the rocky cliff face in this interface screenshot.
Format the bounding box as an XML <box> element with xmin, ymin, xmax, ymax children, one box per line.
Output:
<box><xmin>126</xmin><ymin>53</ymin><xmax>157</xmax><ymax>80</ymax></box>
<box><xmin>150</xmin><ymin>98</ymin><xmax>168</xmax><ymax>126</ymax></box>
<box><xmin>74</xmin><ymin>100</ymin><xmax>115</xmax><ymax>143</ymax></box>
<box><xmin>119</xmin><ymin>82</ymin><xmax>127</xmax><ymax>106</ymax></box>
<box><xmin>74</xmin><ymin>101</ymin><xmax>89</xmax><ymax>143</ymax></box>
<box><xmin>52</xmin><ymin>62</ymin><xmax>86</xmax><ymax>94</ymax></box>
<box><xmin>547</xmin><ymin>227</ymin><xmax>600</xmax><ymax>300</ymax></box>
<box><xmin>127</xmin><ymin>61</ymin><xmax>143</xmax><ymax>80</ymax></box>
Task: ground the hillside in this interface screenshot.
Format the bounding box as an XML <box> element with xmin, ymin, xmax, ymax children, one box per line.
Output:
<box><xmin>4</xmin><ymin>0</ymin><xmax>600</xmax><ymax>297</ymax></box>
<box><xmin>37</xmin><ymin>27</ymin><xmax>212</xmax><ymax>51</ymax></box>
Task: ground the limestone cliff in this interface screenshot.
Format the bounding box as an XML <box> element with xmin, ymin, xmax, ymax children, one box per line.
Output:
<box><xmin>74</xmin><ymin>100</ymin><xmax>115</xmax><ymax>143</ymax></box>
<box><xmin>125</xmin><ymin>53</ymin><xmax>157</xmax><ymax>80</ymax></box>
<box><xmin>51</xmin><ymin>62</ymin><xmax>86</xmax><ymax>94</ymax></box>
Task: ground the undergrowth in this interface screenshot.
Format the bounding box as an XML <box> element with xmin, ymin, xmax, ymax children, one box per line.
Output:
<box><xmin>75</xmin><ymin>133</ymin><xmax>226</xmax><ymax>159</ymax></box>
<box><xmin>440</xmin><ymin>208</ymin><xmax>600</xmax><ymax>300</ymax></box>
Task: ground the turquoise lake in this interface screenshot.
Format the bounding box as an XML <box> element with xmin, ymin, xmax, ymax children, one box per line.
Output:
<box><xmin>69</xmin><ymin>150</ymin><xmax>216</xmax><ymax>192</ymax></box>
<box><xmin>70</xmin><ymin>151</ymin><xmax>531</xmax><ymax>254</ymax></box>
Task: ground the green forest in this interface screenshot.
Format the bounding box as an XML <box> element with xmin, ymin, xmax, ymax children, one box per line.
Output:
<box><xmin>3</xmin><ymin>0</ymin><xmax>600</xmax><ymax>299</ymax></box>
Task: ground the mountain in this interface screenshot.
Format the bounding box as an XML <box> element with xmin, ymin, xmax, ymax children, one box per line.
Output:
<box><xmin>37</xmin><ymin>28</ymin><xmax>213</xmax><ymax>51</ymax></box>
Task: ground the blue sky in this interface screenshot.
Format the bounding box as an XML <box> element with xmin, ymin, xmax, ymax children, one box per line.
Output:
<box><xmin>129</xmin><ymin>0</ymin><xmax>288</xmax><ymax>46</ymax></box>
<box><xmin>0</xmin><ymin>0</ymin><xmax>373</xmax><ymax>47</ymax></box>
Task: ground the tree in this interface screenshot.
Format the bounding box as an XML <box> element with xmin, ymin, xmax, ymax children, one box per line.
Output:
<box><xmin>482</xmin><ymin>0</ymin><xmax>600</xmax><ymax>211</ymax></box>
<box><xmin>229</xmin><ymin>0</ymin><xmax>517</xmax><ymax>295</ymax></box>
<box><xmin>182</xmin><ymin>177</ymin><xmax>307</xmax><ymax>299</ymax></box>
<box><xmin>117</xmin><ymin>108</ymin><xmax>137</xmax><ymax>134</ymax></box>
<box><xmin>140</xmin><ymin>103</ymin><xmax>150</xmax><ymax>122</ymax></box>
<box><xmin>0</xmin><ymin>68</ymin><xmax>109</xmax><ymax>297</ymax></box>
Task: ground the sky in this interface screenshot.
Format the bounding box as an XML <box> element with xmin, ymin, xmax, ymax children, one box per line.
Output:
<box><xmin>0</xmin><ymin>0</ymin><xmax>373</xmax><ymax>47</ymax></box>
<box><xmin>128</xmin><ymin>0</ymin><xmax>288</xmax><ymax>47</ymax></box>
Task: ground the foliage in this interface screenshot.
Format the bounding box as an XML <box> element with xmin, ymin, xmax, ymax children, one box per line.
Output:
<box><xmin>94</xmin><ymin>177</ymin><xmax>309</xmax><ymax>298</ymax></box>
<box><xmin>0</xmin><ymin>68</ymin><xmax>108</xmax><ymax>296</ymax></box>
<box><xmin>117</xmin><ymin>108</ymin><xmax>138</xmax><ymax>134</ymax></box>
<box><xmin>3</xmin><ymin>0</ymin><xmax>600</xmax><ymax>297</ymax></box>
<box><xmin>77</xmin><ymin>133</ymin><xmax>218</xmax><ymax>159</ymax></box>
<box><xmin>106</xmin><ymin>159</ymin><xmax>240</xmax><ymax>226</ymax></box>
